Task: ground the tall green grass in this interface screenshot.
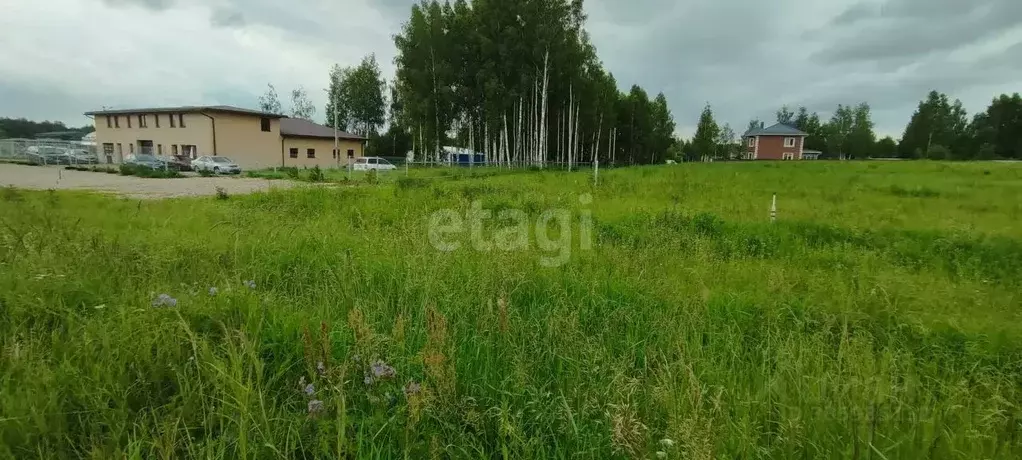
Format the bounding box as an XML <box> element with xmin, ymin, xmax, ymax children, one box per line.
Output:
<box><xmin>1</xmin><ymin>161</ymin><xmax>1021</xmax><ymax>458</ymax></box>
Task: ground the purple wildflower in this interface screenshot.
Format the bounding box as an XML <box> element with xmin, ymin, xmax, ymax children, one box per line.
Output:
<box><xmin>316</xmin><ymin>361</ymin><xmax>326</xmax><ymax>376</ymax></box>
<box><xmin>370</xmin><ymin>360</ymin><xmax>396</xmax><ymax>379</ymax></box>
<box><xmin>307</xmin><ymin>399</ymin><xmax>324</xmax><ymax>415</ymax></box>
<box><xmin>403</xmin><ymin>381</ymin><xmax>422</xmax><ymax>397</ymax></box>
<box><xmin>304</xmin><ymin>383</ymin><xmax>315</xmax><ymax>396</ymax></box>
<box><xmin>243</xmin><ymin>280</ymin><xmax>256</xmax><ymax>290</ymax></box>
<box><xmin>151</xmin><ymin>293</ymin><xmax>178</xmax><ymax>308</ymax></box>
<box><xmin>364</xmin><ymin>375</ymin><xmax>374</xmax><ymax>386</ymax></box>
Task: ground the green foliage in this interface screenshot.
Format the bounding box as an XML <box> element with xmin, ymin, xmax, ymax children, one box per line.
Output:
<box><xmin>326</xmin><ymin>55</ymin><xmax>387</xmax><ymax>138</ymax></box>
<box><xmin>690</xmin><ymin>104</ymin><xmax>719</xmax><ymax>161</ymax></box>
<box><xmin>0</xmin><ymin>117</ymin><xmax>93</xmax><ymax>139</ymax></box>
<box><xmin>258</xmin><ymin>83</ymin><xmax>283</xmax><ymax>114</ymax></box>
<box><xmin>198</xmin><ymin>168</ymin><xmax>215</xmax><ymax>177</ymax></box>
<box><xmin>875</xmin><ymin>136</ymin><xmax>898</xmax><ymax>158</ymax></box>
<box><xmin>2</xmin><ymin>162</ymin><xmax>1022</xmax><ymax>458</ymax></box>
<box><xmin>393</xmin><ymin>0</ymin><xmax>675</xmax><ymax>166</ymax></box>
<box><xmin>970</xmin><ymin>93</ymin><xmax>1022</xmax><ymax>160</ymax></box>
<box><xmin>900</xmin><ymin>90</ymin><xmax>970</xmax><ymax>159</ymax></box>
<box><xmin>307</xmin><ymin>165</ymin><xmax>325</xmax><ymax>183</ymax></box>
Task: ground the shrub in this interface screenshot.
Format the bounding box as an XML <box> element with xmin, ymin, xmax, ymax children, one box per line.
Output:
<box><xmin>283</xmin><ymin>167</ymin><xmax>300</xmax><ymax>180</ymax></box>
<box><xmin>118</xmin><ymin>164</ymin><xmax>138</xmax><ymax>176</ymax></box>
<box><xmin>215</xmin><ymin>186</ymin><xmax>229</xmax><ymax>200</ymax></box>
<box><xmin>308</xmin><ymin>165</ymin><xmax>325</xmax><ymax>183</ymax></box>
<box><xmin>363</xmin><ymin>169</ymin><xmax>379</xmax><ymax>185</ymax></box>
<box><xmin>198</xmin><ymin>169</ymin><xmax>215</xmax><ymax>177</ymax></box>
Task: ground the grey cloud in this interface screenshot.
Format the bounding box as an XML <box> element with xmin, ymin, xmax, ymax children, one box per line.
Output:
<box><xmin>817</xmin><ymin>0</ymin><xmax>1022</xmax><ymax>64</ymax></box>
<box><xmin>210</xmin><ymin>9</ymin><xmax>246</xmax><ymax>28</ymax></box>
<box><xmin>101</xmin><ymin>0</ymin><xmax>175</xmax><ymax>11</ymax></box>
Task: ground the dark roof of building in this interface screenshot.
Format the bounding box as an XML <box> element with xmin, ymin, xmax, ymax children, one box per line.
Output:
<box><xmin>744</xmin><ymin>123</ymin><xmax>808</xmax><ymax>137</ymax></box>
<box><xmin>279</xmin><ymin>118</ymin><xmax>365</xmax><ymax>140</ymax></box>
<box><xmin>84</xmin><ymin>105</ymin><xmax>286</xmax><ymax>118</ymax></box>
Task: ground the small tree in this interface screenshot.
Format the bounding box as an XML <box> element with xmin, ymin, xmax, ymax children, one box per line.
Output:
<box><xmin>258</xmin><ymin>84</ymin><xmax>283</xmax><ymax>114</ymax></box>
<box><xmin>290</xmin><ymin>87</ymin><xmax>317</xmax><ymax>120</ymax></box>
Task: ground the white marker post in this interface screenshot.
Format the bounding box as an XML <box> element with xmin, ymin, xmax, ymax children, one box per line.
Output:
<box><xmin>771</xmin><ymin>193</ymin><xmax>777</xmax><ymax>223</ymax></box>
<box><xmin>594</xmin><ymin>158</ymin><xmax>599</xmax><ymax>186</ymax></box>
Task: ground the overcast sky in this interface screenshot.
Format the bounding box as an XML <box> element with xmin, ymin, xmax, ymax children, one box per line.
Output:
<box><xmin>1</xmin><ymin>0</ymin><xmax>1020</xmax><ymax>138</ymax></box>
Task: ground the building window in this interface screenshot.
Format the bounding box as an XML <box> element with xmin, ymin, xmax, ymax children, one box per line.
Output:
<box><xmin>138</xmin><ymin>114</ymin><xmax>147</xmax><ymax>128</ymax></box>
<box><xmin>103</xmin><ymin>143</ymin><xmax>114</xmax><ymax>163</ymax></box>
<box><xmin>179</xmin><ymin>114</ymin><xmax>185</xmax><ymax>128</ymax></box>
<box><xmin>129</xmin><ymin>144</ymin><xmax>134</xmax><ymax>154</ymax></box>
<box><xmin>747</xmin><ymin>137</ymin><xmax>755</xmax><ymax>147</ymax></box>
<box><xmin>154</xmin><ymin>114</ymin><xmax>160</xmax><ymax>128</ymax></box>
<box><xmin>106</xmin><ymin>116</ymin><xmax>112</xmax><ymax>128</ymax></box>
<box><xmin>260</xmin><ymin>117</ymin><xmax>271</xmax><ymax>132</ymax></box>
<box><xmin>181</xmin><ymin>145</ymin><xmax>197</xmax><ymax>158</ymax></box>
<box><xmin>114</xmin><ymin>116</ymin><xmax>120</xmax><ymax>128</ymax></box>
<box><xmin>347</xmin><ymin>149</ymin><xmax>354</xmax><ymax>159</ymax></box>
<box><xmin>307</xmin><ymin>148</ymin><xmax>315</xmax><ymax>159</ymax></box>
<box><xmin>289</xmin><ymin>148</ymin><xmax>298</xmax><ymax>158</ymax></box>
<box><xmin>169</xmin><ymin>114</ymin><xmax>176</xmax><ymax>128</ymax></box>
<box><xmin>116</xmin><ymin>143</ymin><xmax>122</xmax><ymax>155</ymax></box>
<box><xmin>157</xmin><ymin>144</ymin><xmax>163</xmax><ymax>155</ymax></box>
<box><xmin>783</xmin><ymin>152</ymin><xmax>794</xmax><ymax>160</ymax></box>
<box><xmin>332</xmin><ymin>149</ymin><xmax>338</xmax><ymax>158</ymax></box>
<box><xmin>784</xmin><ymin>137</ymin><xmax>796</xmax><ymax>148</ymax></box>
<box><xmin>126</xmin><ymin>116</ymin><xmax>132</xmax><ymax>129</ymax></box>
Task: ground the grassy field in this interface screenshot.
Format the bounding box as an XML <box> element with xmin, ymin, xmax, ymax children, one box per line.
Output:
<box><xmin>1</xmin><ymin>161</ymin><xmax>1021</xmax><ymax>458</ymax></box>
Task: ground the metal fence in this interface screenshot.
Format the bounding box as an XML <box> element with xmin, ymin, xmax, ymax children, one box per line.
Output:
<box><xmin>0</xmin><ymin>139</ymin><xmax>99</xmax><ymax>166</ymax></box>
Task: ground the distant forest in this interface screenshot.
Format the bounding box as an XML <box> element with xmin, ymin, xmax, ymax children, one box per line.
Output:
<box><xmin>0</xmin><ymin>118</ymin><xmax>94</xmax><ymax>140</ymax></box>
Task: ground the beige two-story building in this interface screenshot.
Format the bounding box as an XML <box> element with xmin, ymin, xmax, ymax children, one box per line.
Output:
<box><xmin>85</xmin><ymin>105</ymin><xmax>366</xmax><ymax>170</ymax></box>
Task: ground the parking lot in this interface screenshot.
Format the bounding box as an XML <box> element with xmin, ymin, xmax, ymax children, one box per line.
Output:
<box><xmin>0</xmin><ymin>164</ymin><xmax>304</xmax><ymax>199</ymax></box>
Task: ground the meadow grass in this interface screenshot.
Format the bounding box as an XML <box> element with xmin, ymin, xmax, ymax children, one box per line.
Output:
<box><xmin>1</xmin><ymin>161</ymin><xmax>1021</xmax><ymax>458</ymax></box>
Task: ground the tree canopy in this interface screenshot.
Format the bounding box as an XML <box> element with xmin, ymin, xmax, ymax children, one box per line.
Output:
<box><xmin>393</xmin><ymin>0</ymin><xmax>675</xmax><ymax>166</ymax></box>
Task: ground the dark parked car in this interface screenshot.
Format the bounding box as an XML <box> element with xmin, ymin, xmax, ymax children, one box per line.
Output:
<box><xmin>155</xmin><ymin>155</ymin><xmax>194</xmax><ymax>171</ymax></box>
<box><xmin>125</xmin><ymin>154</ymin><xmax>165</xmax><ymax>170</ymax></box>
<box><xmin>26</xmin><ymin>146</ymin><xmax>70</xmax><ymax>165</ymax></box>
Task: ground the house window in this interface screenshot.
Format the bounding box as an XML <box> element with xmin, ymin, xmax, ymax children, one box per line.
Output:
<box><xmin>106</xmin><ymin>116</ymin><xmax>112</xmax><ymax>128</ymax></box>
<box><xmin>155</xmin><ymin>114</ymin><xmax>160</xmax><ymax>128</ymax></box>
<box><xmin>289</xmin><ymin>148</ymin><xmax>298</xmax><ymax>158</ymax></box>
<box><xmin>103</xmin><ymin>143</ymin><xmax>114</xmax><ymax>163</ymax></box>
<box><xmin>332</xmin><ymin>149</ymin><xmax>338</xmax><ymax>158</ymax></box>
<box><xmin>178</xmin><ymin>114</ymin><xmax>185</xmax><ymax>128</ymax></box>
<box><xmin>747</xmin><ymin>137</ymin><xmax>755</xmax><ymax>147</ymax></box>
<box><xmin>784</xmin><ymin>137</ymin><xmax>796</xmax><ymax>148</ymax></box>
<box><xmin>307</xmin><ymin>148</ymin><xmax>315</xmax><ymax>158</ymax></box>
<box><xmin>172</xmin><ymin>145</ymin><xmax>178</xmax><ymax>156</ymax></box>
<box><xmin>126</xmin><ymin>116</ymin><xmax>132</xmax><ymax>129</ymax></box>
<box><xmin>260</xmin><ymin>117</ymin><xmax>271</xmax><ymax>132</ymax></box>
<box><xmin>169</xmin><ymin>114</ymin><xmax>176</xmax><ymax>128</ymax></box>
<box><xmin>129</xmin><ymin>144</ymin><xmax>134</xmax><ymax>154</ymax></box>
<box><xmin>347</xmin><ymin>149</ymin><xmax>354</xmax><ymax>159</ymax></box>
<box><xmin>181</xmin><ymin>145</ymin><xmax>197</xmax><ymax>158</ymax></box>
<box><xmin>783</xmin><ymin>152</ymin><xmax>794</xmax><ymax>160</ymax></box>
<box><xmin>157</xmin><ymin>144</ymin><xmax>163</xmax><ymax>155</ymax></box>
<box><xmin>116</xmin><ymin>143</ymin><xmax>122</xmax><ymax>155</ymax></box>
<box><xmin>138</xmin><ymin>114</ymin><xmax>147</xmax><ymax>128</ymax></box>
<box><xmin>114</xmin><ymin>116</ymin><xmax>120</xmax><ymax>128</ymax></box>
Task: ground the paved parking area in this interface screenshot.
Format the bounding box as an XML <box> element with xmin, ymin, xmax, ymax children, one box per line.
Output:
<box><xmin>0</xmin><ymin>164</ymin><xmax>303</xmax><ymax>199</ymax></box>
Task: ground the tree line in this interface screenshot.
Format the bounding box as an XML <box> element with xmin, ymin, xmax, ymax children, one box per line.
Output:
<box><xmin>687</xmin><ymin>90</ymin><xmax>1022</xmax><ymax>161</ymax></box>
<box><xmin>0</xmin><ymin>118</ymin><xmax>94</xmax><ymax>140</ymax></box>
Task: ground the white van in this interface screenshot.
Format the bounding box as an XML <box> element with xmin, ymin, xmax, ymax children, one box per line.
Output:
<box><xmin>352</xmin><ymin>157</ymin><xmax>397</xmax><ymax>171</ymax></box>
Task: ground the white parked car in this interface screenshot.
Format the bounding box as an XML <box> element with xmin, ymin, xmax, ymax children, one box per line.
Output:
<box><xmin>192</xmin><ymin>156</ymin><xmax>241</xmax><ymax>175</ymax></box>
<box><xmin>352</xmin><ymin>157</ymin><xmax>397</xmax><ymax>171</ymax></box>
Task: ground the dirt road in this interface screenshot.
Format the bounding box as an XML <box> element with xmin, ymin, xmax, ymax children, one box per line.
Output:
<box><xmin>0</xmin><ymin>164</ymin><xmax>303</xmax><ymax>199</ymax></box>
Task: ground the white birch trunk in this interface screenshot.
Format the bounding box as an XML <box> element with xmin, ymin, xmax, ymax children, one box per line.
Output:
<box><xmin>539</xmin><ymin>49</ymin><xmax>550</xmax><ymax>167</ymax></box>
